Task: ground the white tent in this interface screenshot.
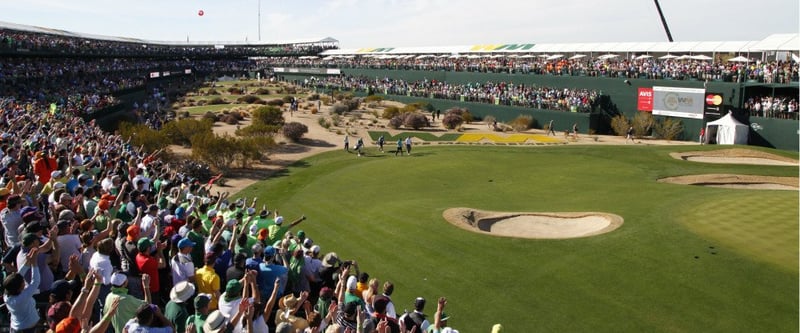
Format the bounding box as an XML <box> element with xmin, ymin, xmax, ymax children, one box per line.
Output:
<box><xmin>705</xmin><ymin>113</ymin><xmax>749</xmax><ymax>145</ymax></box>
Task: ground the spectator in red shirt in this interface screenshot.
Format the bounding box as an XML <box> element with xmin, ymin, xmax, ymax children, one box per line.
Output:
<box><xmin>135</xmin><ymin>237</ymin><xmax>166</xmax><ymax>306</ymax></box>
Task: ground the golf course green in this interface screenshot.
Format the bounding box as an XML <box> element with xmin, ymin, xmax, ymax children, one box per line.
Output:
<box><xmin>235</xmin><ymin>144</ymin><xmax>798</xmax><ymax>332</ymax></box>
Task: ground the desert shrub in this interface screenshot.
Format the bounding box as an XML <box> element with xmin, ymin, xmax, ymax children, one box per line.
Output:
<box><xmin>382</xmin><ymin>106</ymin><xmax>401</xmax><ymax>119</ymax></box>
<box><xmin>251</xmin><ymin>106</ymin><xmax>284</xmax><ymax>126</ymax></box>
<box><xmin>227</xmin><ymin>87</ymin><xmax>243</xmax><ymax>95</ymax></box>
<box><xmin>364</xmin><ymin>95</ymin><xmax>384</xmax><ymax>103</ymax></box>
<box><xmin>236</xmin><ymin>123</ymin><xmax>280</xmax><ymax>137</ymax></box>
<box><xmin>320</xmin><ymin>96</ymin><xmax>331</xmax><ymax>105</ymax></box>
<box><xmin>202</xmin><ymin>111</ymin><xmax>218</xmax><ymax>122</ymax></box>
<box><xmin>282</xmin><ymin>96</ymin><xmax>295</xmax><ymax>103</ymax></box>
<box><xmin>229</xmin><ymin>111</ymin><xmax>245</xmax><ymax>120</ymax></box>
<box><xmin>483</xmin><ymin>115</ymin><xmax>496</xmax><ymax>127</ymax></box>
<box><xmin>632</xmin><ymin>112</ymin><xmax>656</xmax><ymax>138</ymax></box>
<box><xmin>237</xmin><ymin>95</ymin><xmax>264</xmax><ymax>104</ymax></box>
<box><xmin>255</xmin><ymin>88</ymin><xmax>270</xmax><ymax>95</ymax></box>
<box><xmin>206</xmin><ymin>88</ymin><xmax>220</xmax><ymax>95</ymax></box>
<box><xmin>403</xmin><ymin>112</ymin><xmax>430</xmax><ymax>130</ymax></box>
<box><xmin>332</xmin><ymin>103</ymin><xmax>348</xmax><ymax>115</ymax></box>
<box><xmin>196</xmin><ymin>100</ymin><xmax>207</xmax><ymax>106</ymax></box>
<box><xmin>310</xmin><ymin>108</ymin><xmax>318</xmax><ymax>114</ymax></box>
<box><xmin>162</xmin><ymin>118</ymin><xmax>214</xmax><ymax>146</ymax></box>
<box><xmin>654</xmin><ymin>117</ymin><xmax>684</xmax><ymax>141</ymax></box>
<box><xmin>442</xmin><ymin>113</ymin><xmax>464</xmax><ymax>130</ymax></box>
<box><xmin>284</xmin><ymin>86</ymin><xmax>297</xmax><ymax>94</ymax></box>
<box><xmin>180</xmin><ymin>111</ymin><xmax>190</xmax><ymax>118</ymax></box>
<box><xmin>445</xmin><ymin>107</ymin><xmax>473</xmax><ymax>124</ymax></box>
<box><xmin>318</xmin><ymin>117</ymin><xmax>331</xmax><ymax>129</ymax></box>
<box><xmin>282</xmin><ymin>122</ymin><xmax>309</xmax><ymax>142</ymax></box>
<box><xmin>208</xmin><ymin>97</ymin><xmax>227</xmax><ymax>105</ymax></box>
<box><xmin>509</xmin><ymin>115</ymin><xmax>535</xmax><ymax>132</ymax></box>
<box><xmin>401</xmin><ymin>104</ymin><xmax>420</xmax><ymax>113</ymax></box>
<box><xmin>330</xmin><ymin>114</ymin><xmax>341</xmax><ymax>127</ymax></box>
<box><xmin>344</xmin><ymin>98</ymin><xmax>360</xmax><ymax>111</ymax></box>
<box><xmin>388</xmin><ymin>116</ymin><xmax>404</xmax><ymax>129</ymax></box>
<box><xmin>308</xmin><ymin>94</ymin><xmax>320</xmax><ymax>101</ymax></box>
<box><xmin>191</xmin><ymin>133</ymin><xmax>237</xmax><ymax>172</ymax></box>
<box><xmin>118</xmin><ymin>122</ymin><xmax>169</xmax><ymax>152</ymax></box>
<box><xmin>266</xmin><ymin>99</ymin><xmax>284</xmax><ymax>106</ymax></box>
<box><xmin>610</xmin><ymin>115</ymin><xmax>631</xmax><ymax>136</ymax></box>
<box><xmin>220</xmin><ymin>114</ymin><xmax>238</xmax><ymax>125</ymax></box>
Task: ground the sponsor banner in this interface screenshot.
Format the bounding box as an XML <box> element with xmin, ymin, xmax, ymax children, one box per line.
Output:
<box><xmin>184</xmin><ymin>69</ymin><xmax>192</xmax><ymax>74</ymax></box>
<box><xmin>704</xmin><ymin>92</ymin><xmax>724</xmax><ymax>115</ymax></box>
<box><xmin>162</xmin><ymin>71</ymin><xmax>170</xmax><ymax>77</ymax></box>
<box><xmin>326</xmin><ymin>68</ymin><xmax>341</xmax><ymax>75</ymax></box>
<box><xmin>273</xmin><ymin>67</ymin><xmax>285</xmax><ymax>73</ymax></box>
<box><xmin>652</xmin><ymin>86</ymin><xmax>705</xmax><ymax>119</ymax></box>
<box><xmin>637</xmin><ymin>87</ymin><xmax>654</xmax><ymax>111</ymax></box>
<box><xmin>149</xmin><ymin>72</ymin><xmax>160</xmax><ymax>78</ymax></box>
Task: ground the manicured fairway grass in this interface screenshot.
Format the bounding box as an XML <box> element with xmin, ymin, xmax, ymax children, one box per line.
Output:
<box><xmin>236</xmin><ymin>145</ymin><xmax>798</xmax><ymax>332</ymax></box>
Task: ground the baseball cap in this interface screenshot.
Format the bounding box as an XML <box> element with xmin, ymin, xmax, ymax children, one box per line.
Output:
<box><xmin>110</xmin><ymin>272</ymin><xmax>128</xmax><ymax>287</ymax></box>
<box><xmin>178</xmin><ymin>238</ymin><xmax>195</xmax><ymax>249</ymax></box>
<box><xmin>258</xmin><ymin>228</ymin><xmax>268</xmax><ymax>241</ymax></box>
<box><xmin>50</xmin><ymin>280</ymin><xmax>72</xmax><ymax>300</ymax></box>
<box><xmin>195</xmin><ymin>293</ymin><xmax>211</xmax><ymax>310</ymax></box>
<box><xmin>22</xmin><ymin>233</ymin><xmax>39</xmax><ymax>247</ymax></box>
<box><xmin>274</xmin><ymin>216</ymin><xmax>284</xmax><ymax>225</ymax></box>
<box><xmin>126</xmin><ymin>224</ymin><xmax>141</xmax><ymax>241</ymax></box>
<box><xmin>137</xmin><ymin>237</ymin><xmax>154</xmax><ymax>252</ymax></box>
<box><xmin>264</xmin><ymin>245</ymin><xmax>276</xmax><ymax>258</ymax></box>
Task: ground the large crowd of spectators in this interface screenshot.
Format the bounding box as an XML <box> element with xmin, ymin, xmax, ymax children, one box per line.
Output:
<box><xmin>1</xmin><ymin>29</ymin><xmax>336</xmax><ymax>57</ymax></box>
<box><xmin>258</xmin><ymin>55</ymin><xmax>800</xmax><ymax>84</ymax></box>
<box><xmin>304</xmin><ymin>75</ymin><xmax>601</xmax><ymax>113</ymax></box>
<box><xmin>0</xmin><ymin>95</ymin><xmax>462</xmax><ymax>333</ymax></box>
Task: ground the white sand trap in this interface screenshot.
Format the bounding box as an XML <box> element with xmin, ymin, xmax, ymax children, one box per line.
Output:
<box><xmin>443</xmin><ymin>208</ymin><xmax>623</xmax><ymax>239</ymax></box>
<box><xmin>658</xmin><ymin>174</ymin><xmax>799</xmax><ymax>191</ymax></box>
<box><xmin>670</xmin><ymin>149</ymin><xmax>798</xmax><ymax>166</ymax></box>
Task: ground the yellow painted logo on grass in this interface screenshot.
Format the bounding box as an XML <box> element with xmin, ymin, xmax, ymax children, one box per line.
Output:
<box><xmin>456</xmin><ymin>134</ymin><xmax>563</xmax><ymax>143</ymax></box>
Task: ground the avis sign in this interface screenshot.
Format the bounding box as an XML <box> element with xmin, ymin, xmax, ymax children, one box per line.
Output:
<box><xmin>637</xmin><ymin>88</ymin><xmax>654</xmax><ymax>111</ymax></box>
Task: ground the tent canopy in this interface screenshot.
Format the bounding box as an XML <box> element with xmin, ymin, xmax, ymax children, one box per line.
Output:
<box><xmin>705</xmin><ymin>113</ymin><xmax>749</xmax><ymax>145</ymax></box>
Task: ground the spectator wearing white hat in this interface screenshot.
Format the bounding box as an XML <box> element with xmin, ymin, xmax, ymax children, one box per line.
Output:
<box><xmin>165</xmin><ymin>281</ymin><xmax>196</xmax><ymax>333</ymax></box>
<box><xmin>104</xmin><ymin>272</ymin><xmax>152</xmax><ymax>333</ymax></box>
<box><xmin>267</xmin><ymin>211</ymin><xmax>307</xmax><ymax>244</ymax></box>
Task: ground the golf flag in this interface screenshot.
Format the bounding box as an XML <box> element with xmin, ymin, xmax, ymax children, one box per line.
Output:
<box><xmin>49</xmin><ymin>103</ymin><xmax>57</xmax><ymax>114</ymax></box>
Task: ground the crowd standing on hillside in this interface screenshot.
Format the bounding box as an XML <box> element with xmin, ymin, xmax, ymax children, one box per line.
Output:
<box><xmin>0</xmin><ymin>93</ymin><xmax>464</xmax><ymax>333</ymax></box>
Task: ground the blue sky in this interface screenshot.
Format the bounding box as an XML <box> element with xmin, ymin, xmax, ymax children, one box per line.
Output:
<box><xmin>0</xmin><ymin>0</ymin><xmax>796</xmax><ymax>48</ymax></box>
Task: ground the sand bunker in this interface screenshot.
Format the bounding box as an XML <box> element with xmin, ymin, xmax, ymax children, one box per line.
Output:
<box><xmin>443</xmin><ymin>208</ymin><xmax>623</xmax><ymax>239</ymax></box>
<box><xmin>658</xmin><ymin>174</ymin><xmax>799</xmax><ymax>190</ymax></box>
<box><xmin>670</xmin><ymin>148</ymin><xmax>798</xmax><ymax>166</ymax></box>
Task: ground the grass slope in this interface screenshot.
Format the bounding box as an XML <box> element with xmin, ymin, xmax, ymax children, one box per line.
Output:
<box><xmin>235</xmin><ymin>145</ymin><xmax>798</xmax><ymax>332</ymax></box>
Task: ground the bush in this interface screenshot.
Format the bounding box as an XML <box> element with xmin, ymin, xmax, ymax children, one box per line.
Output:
<box><xmin>220</xmin><ymin>114</ymin><xmax>239</xmax><ymax>125</ymax></box>
<box><xmin>227</xmin><ymin>87</ymin><xmax>243</xmax><ymax>95</ymax></box>
<box><xmin>318</xmin><ymin>117</ymin><xmax>331</xmax><ymax>129</ymax></box>
<box><xmin>344</xmin><ymin>98</ymin><xmax>360</xmax><ymax>111</ymax></box>
<box><xmin>118</xmin><ymin>122</ymin><xmax>169</xmax><ymax>152</ymax></box>
<box><xmin>282</xmin><ymin>122</ymin><xmax>308</xmax><ymax>142</ymax></box>
<box><xmin>445</xmin><ymin>107</ymin><xmax>473</xmax><ymax>124</ymax></box>
<box><xmin>237</xmin><ymin>95</ymin><xmax>264</xmax><ymax>104</ymax></box>
<box><xmin>403</xmin><ymin>112</ymin><xmax>430</xmax><ymax>130</ymax></box>
<box><xmin>654</xmin><ymin>118</ymin><xmax>684</xmax><ymax>141</ymax></box>
<box><xmin>483</xmin><ymin>115</ymin><xmax>496</xmax><ymax>127</ymax></box>
<box><xmin>162</xmin><ymin>118</ymin><xmax>214</xmax><ymax>146</ymax></box>
<box><xmin>180</xmin><ymin>111</ymin><xmax>190</xmax><ymax>118</ymax></box>
<box><xmin>332</xmin><ymin>103</ymin><xmax>348</xmax><ymax>115</ymax></box>
<box><xmin>364</xmin><ymin>95</ymin><xmax>384</xmax><ymax>103</ymax></box>
<box><xmin>255</xmin><ymin>88</ymin><xmax>270</xmax><ymax>95</ymax></box>
<box><xmin>251</xmin><ymin>106</ymin><xmax>284</xmax><ymax>126</ymax></box>
<box><xmin>236</xmin><ymin>123</ymin><xmax>280</xmax><ymax>137</ymax></box>
<box><xmin>442</xmin><ymin>114</ymin><xmax>464</xmax><ymax>130</ymax></box>
<box><xmin>284</xmin><ymin>86</ymin><xmax>297</xmax><ymax>94</ymax></box>
<box><xmin>388</xmin><ymin>115</ymin><xmax>404</xmax><ymax>129</ymax></box>
<box><xmin>206</xmin><ymin>88</ymin><xmax>220</xmax><ymax>95</ymax></box>
<box><xmin>310</xmin><ymin>108</ymin><xmax>318</xmax><ymax>114</ymax></box>
<box><xmin>308</xmin><ymin>94</ymin><xmax>320</xmax><ymax>101</ymax></box>
<box><xmin>267</xmin><ymin>99</ymin><xmax>284</xmax><ymax>106</ymax></box>
<box><xmin>196</xmin><ymin>99</ymin><xmax>207</xmax><ymax>106</ymax></box>
<box><xmin>208</xmin><ymin>97</ymin><xmax>227</xmax><ymax>105</ymax></box>
<box><xmin>229</xmin><ymin>111</ymin><xmax>245</xmax><ymax>121</ymax></box>
<box><xmin>202</xmin><ymin>111</ymin><xmax>218</xmax><ymax>122</ymax></box>
<box><xmin>382</xmin><ymin>106</ymin><xmax>400</xmax><ymax>119</ymax></box>
<box><xmin>509</xmin><ymin>115</ymin><xmax>534</xmax><ymax>132</ymax></box>
<box><xmin>632</xmin><ymin>112</ymin><xmax>655</xmax><ymax>138</ymax></box>
<box><xmin>282</xmin><ymin>96</ymin><xmax>295</xmax><ymax>103</ymax></box>
<box><xmin>610</xmin><ymin>115</ymin><xmax>631</xmax><ymax>136</ymax></box>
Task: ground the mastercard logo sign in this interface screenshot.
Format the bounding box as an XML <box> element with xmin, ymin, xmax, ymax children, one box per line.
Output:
<box><xmin>705</xmin><ymin>94</ymin><xmax>723</xmax><ymax>106</ymax></box>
